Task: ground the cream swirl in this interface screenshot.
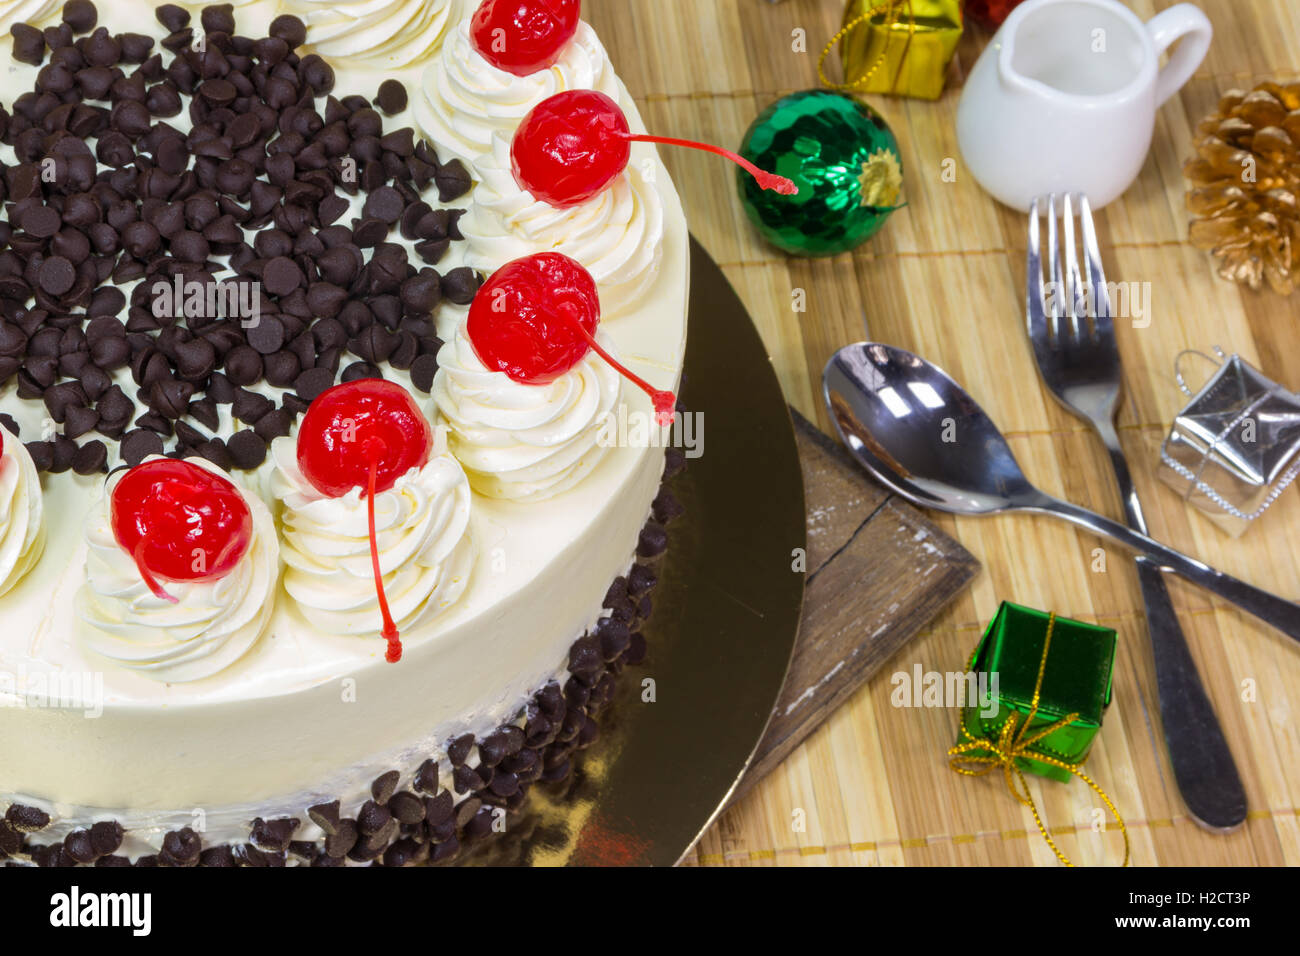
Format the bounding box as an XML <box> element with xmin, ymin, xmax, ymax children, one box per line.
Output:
<box><xmin>292</xmin><ymin>0</ymin><xmax>457</xmax><ymax>68</ymax></box>
<box><xmin>0</xmin><ymin>0</ymin><xmax>59</xmax><ymax>30</ymax></box>
<box><xmin>271</xmin><ymin>439</ymin><xmax>474</xmax><ymax>637</ymax></box>
<box><xmin>76</xmin><ymin>458</ymin><xmax>279</xmax><ymax>683</ymax></box>
<box><xmin>414</xmin><ymin>17</ymin><xmax>619</xmax><ymax>167</ymax></box>
<box><xmin>431</xmin><ymin>321</ymin><xmax>621</xmax><ymax>501</ymax></box>
<box><xmin>461</xmin><ymin>134</ymin><xmax>665</xmax><ymax>319</ymax></box>
<box><xmin>0</xmin><ymin>424</ymin><xmax>45</xmax><ymax>598</ymax></box>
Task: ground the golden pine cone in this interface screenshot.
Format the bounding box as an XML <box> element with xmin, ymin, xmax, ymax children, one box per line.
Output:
<box><xmin>1184</xmin><ymin>82</ymin><xmax>1300</xmax><ymax>294</ymax></box>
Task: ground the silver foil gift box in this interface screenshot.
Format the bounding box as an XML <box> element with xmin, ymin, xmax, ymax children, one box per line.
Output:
<box><xmin>1158</xmin><ymin>350</ymin><xmax>1300</xmax><ymax>537</ymax></box>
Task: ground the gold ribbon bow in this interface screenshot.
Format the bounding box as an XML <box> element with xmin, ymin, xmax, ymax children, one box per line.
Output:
<box><xmin>817</xmin><ymin>1</ymin><xmax>917</xmax><ymax>94</ymax></box>
<box><xmin>947</xmin><ymin>613</ymin><xmax>1131</xmax><ymax>867</ymax></box>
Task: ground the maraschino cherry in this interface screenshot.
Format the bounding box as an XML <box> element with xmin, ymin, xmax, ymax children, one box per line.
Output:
<box><xmin>467</xmin><ymin>251</ymin><xmax>676</xmax><ymax>426</ymax></box>
<box><xmin>296</xmin><ymin>379</ymin><xmax>434</xmax><ymax>663</ymax></box>
<box><xmin>512</xmin><ymin>89</ymin><xmax>798</xmax><ymax>208</ymax></box>
<box><xmin>470</xmin><ymin>0</ymin><xmax>580</xmax><ymax>76</ymax></box>
<box><xmin>111</xmin><ymin>459</ymin><xmax>254</xmax><ymax>604</ymax></box>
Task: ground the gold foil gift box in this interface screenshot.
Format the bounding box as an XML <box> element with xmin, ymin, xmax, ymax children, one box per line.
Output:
<box><xmin>834</xmin><ymin>0</ymin><xmax>964</xmax><ymax>100</ymax></box>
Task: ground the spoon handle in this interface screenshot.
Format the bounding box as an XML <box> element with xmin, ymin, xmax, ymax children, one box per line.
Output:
<box><xmin>1036</xmin><ymin>498</ymin><xmax>1300</xmax><ymax>641</ymax></box>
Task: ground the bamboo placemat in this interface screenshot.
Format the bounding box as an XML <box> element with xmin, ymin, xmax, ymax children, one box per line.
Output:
<box><xmin>584</xmin><ymin>0</ymin><xmax>1300</xmax><ymax>867</ymax></box>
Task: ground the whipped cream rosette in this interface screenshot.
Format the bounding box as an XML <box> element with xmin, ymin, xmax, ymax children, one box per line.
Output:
<box><xmin>271</xmin><ymin>434</ymin><xmax>475</xmax><ymax>638</ymax></box>
<box><xmin>414</xmin><ymin>16</ymin><xmax>619</xmax><ymax>167</ymax></box>
<box><xmin>0</xmin><ymin>423</ymin><xmax>46</xmax><ymax>598</ymax></box>
<box><xmin>289</xmin><ymin>0</ymin><xmax>458</xmax><ymax>68</ymax></box>
<box><xmin>77</xmin><ymin>457</ymin><xmax>280</xmax><ymax>683</ymax></box>
<box><xmin>432</xmin><ymin>320</ymin><xmax>622</xmax><ymax>501</ymax></box>
<box><xmin>461</xmin><ymin>134</ymin><xmax>664</xmax><ymax>320</ymax></box>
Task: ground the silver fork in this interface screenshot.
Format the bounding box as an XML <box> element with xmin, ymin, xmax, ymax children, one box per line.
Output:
<box><xmin>1026</xmin><ymin>194</ymin><xmax>1246</xmax><ymax>832</ymax></box>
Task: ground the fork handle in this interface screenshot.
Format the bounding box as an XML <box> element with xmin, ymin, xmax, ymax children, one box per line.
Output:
<box><xmin>1029</xmin><ymin>497</ymin><xmax>1300</xmax><ymax>642</ymax></box>
<box><xmin>1094</xmin><ymin>422</ymin><xmax>1247</xmax><ymax>830</ymax></box>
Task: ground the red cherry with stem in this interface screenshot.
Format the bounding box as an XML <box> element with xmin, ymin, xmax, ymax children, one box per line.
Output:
<box><xmin>110</xmin><ymin>459</ymin><xmax>254</xmax><ymax>605</ymax></box>
<box><xmin>511</xmin><ymin>89</ymin><xmax>797</xmax><ymax>208</ymax></box>
<box><xmin>297</xmin><ymin>379</ymin><xmax>433</xmax><ymax>663</ymax></box>
<box><xmin>469</xmin><ymin>0</ymin><xmax>581</xmax><ymax>77</ymax></box>
<box><xmin>467</xmin><ymin>252</ymin><xmax>676</xmax><ymax>425</ymax></box>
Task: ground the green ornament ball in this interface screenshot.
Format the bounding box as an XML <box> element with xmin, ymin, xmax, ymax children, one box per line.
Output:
<box><xmin>737</xmin><ymin>90</ymin><xmax>904</xmax><ymax>257</ymax></box>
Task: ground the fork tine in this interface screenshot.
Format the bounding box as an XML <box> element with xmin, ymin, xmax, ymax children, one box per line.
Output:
<box><xmin>1026</xmin><ymin>197</ymin><xmax>1048</xmax><ymax>343</ymax></box>
<box><xmin>1061</xmin><ymin>193</ymin><xmax>1083</xmax><ymax>340</ymax></box>
<box><xmin>1046</xmin><ymin>193</ymin><xmax>1063</xmax><ymax>339</ymax></box>
<box><xmin>1078</xmin><ymin>195</ymin><xmax>1114</xmax><ymax>338</ymax></box>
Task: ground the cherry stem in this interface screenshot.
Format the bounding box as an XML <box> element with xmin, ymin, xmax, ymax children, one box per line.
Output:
<box><xmin>367</xmin><ymin>454</ymin><xmax>402</xmax><ymax>663</ymax></box>
<box><xmin>622</xmin><ymin>132</ymin><xmax>798</xmax><ymax>196</ymax></box>
<box><xmin>567</xmin><ymin>320</ymin><xmax>676</xmax><ymax>427</ymax></box>
<box><xmin>132</xmin><ymin>533</ymin><xmax>179</xmax><ymax>605</ymax></box>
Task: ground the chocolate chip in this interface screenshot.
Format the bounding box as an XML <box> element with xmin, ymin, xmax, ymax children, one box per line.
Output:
<box><xmin>388</xmin><ymin>791</ymin><xmax>424</xmax><ymax>825</ymax></box>
<box><xmin>188</xmin><ymin>395</ymin><xmax>220</xmax><ymax>430</ymax></box>
<box><xmin>156</xmin><ymin>3</ymin><xmax>189</xmax><ymax>32</ymax></box>
<box><xmin>371</xmin><ymin>769</ymin><xmax>400</xmax><ymax>804</ymax></box>
<box><xmin>245</xmin><ymin>314</ymin><xmax>285</xmax><ymax>354</ymax></box>
<box><xmin>441</xmin><ymin>266</ymin><xmax>480</xmax><ymax>305</ymax></box>
<box><xmin>637</xmin><ymin>523</ymin><xmax>668</xmax><ymax>558</ymax></box>
<box><xmin>422</xmin><ymin>790</ymin><xmax>454</xmax><ymax>826</ymax></box>
<box><xmin>362</xmin><ymin>186</ymin><xmax>404</xmax><ymax>224</ymax></box>
<box><xmin>38</xmin><ymin>256</ymin><xmax>77</xmax><ymax>295</ymax></box>
<box><xmin>64</xmin><ymin>405</ymin><xmax>100</xmax><ymax>439</ymax></box>
<box><xmin>307</xmin><ymin>800</ymin><xmax>341</xmax><ymax>835</ymax></box>
<box><xmin>223</xmin><ymin>344</ymin><xmax>263</xmax><ymax>384</ymax></box>
<box><xmin>25</xmin><ymin>441</ymin><xmax>54</xmax><ymax>472</ymax></box>
<box><xmin>408</xmin><ymin>352</ymin><xmax>439</xmax><ymax>393</ymax></box>
<box><xmin>340</xmin><ymin>360</ymin><xmax>381</xmax><ymax>382</ymax></box>
<box><xmin>226</xmin><ymin>429</ymin><xmax>265</xmax><ymax>469</ymax></box>
<box><xmin>121</xmin><ymin>428</ymin><xmax>164</xmax><ymax>465</ymax></box>
<box><xmin>253</xmin><ymin>407</ymin><xmax>292</xmax><ymax>441</ymax></box>
<box><xmin>63</xmin><ymin>828</ymin><xmax>97</xmax><ymax>863</ymax></box>
<box><xmin>250</xmin><ymin>816</ymin><xmax>298</xmax><ymax>853</ymax></box>
<box><xmin>21</xmin><ymin>206</ymin><xmax>61</xmax><ymax>238</ymax></box>
<box><xmin>193</xmin><ymin>437</ymin><xmax>232</xmax><ymax>471</ymax></box>
<box><xmin>174</xmin><ymin>420</ymin><xmax>205</xmax><ymax>448</ymax></box>
<box><xmin>400</xmin><ymin>270</ymin><xmax>440</xmax><ymax>314</ymax></box>
<box><xmin>62</xmin><ymin>0</ymin><xmax>97</xmax><ymax>33</ymax></box>
<box><xmin>11</xmin><ymin>24</ymin><xmax>45</xmax><ymax>66</ymax></box>
<box><xmin>200</xmin><ymin>3</ymin><xmax>235</xmax><ymax>35</ymax></box>
<box><xmin>263</xmin><ymin>349</ymin><xmax>299</xmax><ymax>387</ymax></box>
<box><xmin>232</xmin><ymin>387</ymin><xmax>273</xmax><ymax>424</ymax></box>
<box><xmin>357</xmin><ymin>800</ymin><xmax>392</xmax><ymax>836</ymax></box>
<box><xmin>435</xmin><ymin>159</ymin><xmax>472</xmax><ymax>203</ymax></box>
<box><xmin>323</xmin><ymin>819</ymin><xmax>357</xmax><ymax>858</ymax></box>
<box><xmin>293</xmin><ymin>366</ymin><xmax>334</xmax><ymax>402</ymax></box>
<box><xmin>375</xmin><ymin>79</ymin><xmax>407</xmax><ymax>115</ymax></box>
<box><xmin>6</xmin><ymin>804</ymin><xmax>50</xmax><ymax>832</ymax></box>
<box><xmin>652</xmin><ymin>488</ymin><xmax>684</xmax><ymax>524</ymax></box>
<box><xmin>262</xmin><ymin>256</ymin><xmax>301</xmax><ymax>296</ymax></box>
<box><xmin>269</xmin><ymin>14</ymin><xmax>306</xmax><ymax>49</ymax></box>
<box><xmin>199</xmin><ymin>846</ymin><xmax>235</xmax><ymax>867</ymax></box>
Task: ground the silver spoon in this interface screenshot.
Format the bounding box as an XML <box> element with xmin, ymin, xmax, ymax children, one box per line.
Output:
<box><xmin>824</xmin><ymin>342</ymin><xmax>1300</xmax><ymax>642</ymax></box>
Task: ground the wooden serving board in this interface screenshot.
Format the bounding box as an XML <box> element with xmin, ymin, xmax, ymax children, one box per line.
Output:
<box><xmin>729</xmin><ymin>410</ymin><xmax>980</xmax><ymax>803</ymax></box>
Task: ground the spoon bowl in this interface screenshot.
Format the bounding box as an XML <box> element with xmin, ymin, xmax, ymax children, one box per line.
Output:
<box><xmin>824</xmin><ymin>342</ymin><xmax>1300</xmax><ymax>642</ymax></box>
<box><xmin>824</xmin><ymin>343</ymin><xmax>1039</xmax><ymax>515</ymax></box>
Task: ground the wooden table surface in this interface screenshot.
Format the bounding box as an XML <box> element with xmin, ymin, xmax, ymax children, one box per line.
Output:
<box><xmin>583</xmin><ymin>0</ymin><xmax>1300</xmax><ymax>866</ymax></box>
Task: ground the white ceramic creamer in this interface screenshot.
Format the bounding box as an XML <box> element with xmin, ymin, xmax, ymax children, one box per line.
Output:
<box><xmin>957</xmin><ymin>0</ymin><xmax>1211</xmax><ymax>211</ymax></box>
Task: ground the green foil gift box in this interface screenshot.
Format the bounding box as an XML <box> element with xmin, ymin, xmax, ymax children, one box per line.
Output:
<box><xmin>952</xmin><ymin>602</ymin><xmax>1116</xmax><ymax>783</ymax></box>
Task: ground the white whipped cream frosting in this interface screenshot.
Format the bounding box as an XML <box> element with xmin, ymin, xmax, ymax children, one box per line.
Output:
<box><xmin>270</xmin><ymin>437</ymin><xmax>474</xmax><ymax>637</ymax></box>
<box><xmin>414</xmin><ymin>17</ymin><xmax>619</xmax><ymax>168</ymax></box>
<box><xmin>461</xmin><ymin>134</ymin><xmax>665</xmax><ymax>320</ymax></box>
<box><xmin>431</xmin><ymin>321</ymin><xmax>621</xmax><ymax>501</ymax></box>
<box><xmin>291</xmin><ymin>0</ymin><xmax>459</xmax><ymax>68</ymax></box>
<box><xmin>0</xmin><ymin>0</ymin><xmax>59</xmax><ymax>29</ymax></box>
<box><xmin>77</xmin><ymin>457</ymin><xmax>280</xmax><ymax>684</ymax></box>
<box><xmin>0</xmin><ymin>425</ymin><xmax>45</xmax><ymax>598</ymax></box>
